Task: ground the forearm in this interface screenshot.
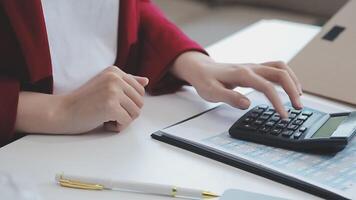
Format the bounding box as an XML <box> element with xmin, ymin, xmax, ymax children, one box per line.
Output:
<box><xmin>15</xmin><ymin>92</ymin><xmax>68</xmax><ymax>134</ymax></box>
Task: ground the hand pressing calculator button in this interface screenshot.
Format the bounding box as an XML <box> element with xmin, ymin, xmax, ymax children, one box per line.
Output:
<box><xmin>229</xmin><ymin>104</ymin><xmax>356</xmax><ymax>153</ymax></box>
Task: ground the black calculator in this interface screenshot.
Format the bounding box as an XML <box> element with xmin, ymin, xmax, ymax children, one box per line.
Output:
<box><xmin>228</xmin><ymin>104</ymin><xmax>356</xmax><ymax>153</ymax></box>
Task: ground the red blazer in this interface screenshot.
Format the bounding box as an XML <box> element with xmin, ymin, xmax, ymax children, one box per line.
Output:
<box><xmin>0</xmin><ymin>0</ymin><xmax>205</xmax><ymax>146</ymax></box>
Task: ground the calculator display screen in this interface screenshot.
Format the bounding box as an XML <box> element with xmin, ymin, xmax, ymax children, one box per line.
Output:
<box><xmin>312</xmin><ymin>116</ymin><xmax>348</xmax><ymax>138</ymax></box>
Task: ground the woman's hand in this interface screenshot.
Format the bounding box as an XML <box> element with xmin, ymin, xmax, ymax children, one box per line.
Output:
<box><xmin>16</xmin><ymin>66</ymin><xmax>149</xmax><ymax>134</ymax></box>
<box><xmin>171</xmin><ymin>51</ymin><xmax>303</xmax><ymax>118</ymax></box>
<box><xmin>63</xmin><ymin>66</ymin><xmax>149</xmax><ymax>133</ymax></box>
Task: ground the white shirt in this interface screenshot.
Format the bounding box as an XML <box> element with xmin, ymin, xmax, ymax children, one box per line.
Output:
<box><xmin>41</xmin><ymin>0</ymin><xmax>119</xmax><ymax>94</ymax></box>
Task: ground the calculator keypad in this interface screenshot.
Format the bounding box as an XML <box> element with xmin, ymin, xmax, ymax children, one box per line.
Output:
<box><xmin>237</xmin><ymin>105</ymin><xmax>314</xmax><ymax>139</ymax></box>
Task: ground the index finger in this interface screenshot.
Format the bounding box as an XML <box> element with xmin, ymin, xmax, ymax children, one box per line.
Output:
<box><xmin>262</xmin><ymin>61</ymin><xmax>303</xmax><ymax>95</ymax></box>
<box><xmin>254</xmin><ymin>66</ymin><xmax>303</xmax><ymax>110</ymax></box>
<box><xmin>247</xmin><ymin>73</ymin><xmax>289</xmax><ymax>118</ymax></box>
<box><xmin>123</xmin><ymin>74</ymin><xmax>145</xmax><ymax>96</ymax></box>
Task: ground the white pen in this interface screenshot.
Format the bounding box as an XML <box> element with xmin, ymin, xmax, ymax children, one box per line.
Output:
<box><xmin>55</xmin><ymin>173</ymin><xmax>219</xmax><ymax>199</ymax></box>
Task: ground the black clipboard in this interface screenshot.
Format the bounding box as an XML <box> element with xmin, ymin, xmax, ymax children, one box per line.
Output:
<box><xmin>151</xmin><ymin>107</ymin><xmax>349</xmax><ymax>200</ymax></box>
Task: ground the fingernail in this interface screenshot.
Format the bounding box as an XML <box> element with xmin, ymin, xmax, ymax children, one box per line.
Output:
<box><xmin>142</xmin><ymin>78</ymin><xmax>149</xmax><ymax>86</ymax></box>
<box><xmin>240</xmin><ymin>99</ymin><xmax>251</xmax><ymax>109</ymax></box>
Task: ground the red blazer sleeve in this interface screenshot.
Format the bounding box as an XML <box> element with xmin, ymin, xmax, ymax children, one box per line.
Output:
<box><xmin>0</xmin><ymin>3</ymin><xmax>31</xmax><ymax>147</ymax></box>
<box><xmin>137</xmin><ymin>0</ymin><xmax>208</xmax><ymax>94</ymax></box>
<box><xmin>0</xmin><ymin>78</ymin><xmax>20</xmax><ymax>147</ymax></box>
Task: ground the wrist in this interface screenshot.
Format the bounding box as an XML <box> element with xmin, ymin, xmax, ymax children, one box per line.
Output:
<box><xmin>51</xmin><ymin>94</ymin><xmax>78</xmax><ymax>134</ymax></box>
<box><xmin>171</xmin><ymin>51</ymin><xmax>215</xmax><ymax>86</ymax></box>
<box><xmin>40</xmin><ymin>94</ymin><xmax>70</xmax><ymax>134</ymax></box>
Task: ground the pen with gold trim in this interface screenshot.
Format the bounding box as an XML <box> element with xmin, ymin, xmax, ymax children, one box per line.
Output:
<box><xmin>55</xmin><ymin>173</ymin><xmax>219</xmax><ymax>199</ymax></box>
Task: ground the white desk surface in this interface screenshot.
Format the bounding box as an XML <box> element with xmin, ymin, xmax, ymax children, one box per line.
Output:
<box><xmin>1</xmin><ymin>20</ymin><xmax>354</xmax><ymax>200</ymax></box>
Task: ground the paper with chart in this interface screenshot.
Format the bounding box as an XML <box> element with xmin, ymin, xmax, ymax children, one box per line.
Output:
<box><xmin>161</xmin><ymin>91</ymin><xmax>356</xmax><ymax>199</ymax></box>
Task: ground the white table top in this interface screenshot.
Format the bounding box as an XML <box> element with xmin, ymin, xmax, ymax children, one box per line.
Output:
<box><xmin>1</xmin><ymin>20</ymin><xmax>353</xmax><ymax>200</ymax></box>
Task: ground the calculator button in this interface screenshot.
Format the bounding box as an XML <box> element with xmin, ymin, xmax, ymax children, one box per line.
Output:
<box><xmin>299</xmin><ymin>126</ymin><xmax>307</xmax><ymax>133</ymax></box>
<box><xmin>267</xmin><ymin>108</ymin><xmax>275</xmax><ymax>112</ymax></box>
<box><xmin>293</xmin><ymin>131</ymin><xmax>303</xmax><ymax>139</ymax></box>
<box><xmin>297</xmin><ymin>115</ymin><xmax>308</xmax><ymax>121</ymax></box>
<box><xmin>302</xmin><ymin>111</ymin><xmax>313</xmax><ymax>116</ymax></box>
<box><xmin>276</xmin><ymin>122</ymin><xmax>288</xmax><ymax>129</ymax></box>
<box><xmin>252</xmin><ymin>108</ymin><xmax>264</xmax><ymax>114</ymax></box>
<box><xmin>280</xmin><ymin>119</ymin><xmax>291</xmax><ymax>124</ymax></box>
<box><xmin>282</xmin><ymin>130</ymin><xmax>294</xmax><ymax>137</ymax></box>
<box><xmin>289</xmin><ymin>113</ymin><xmax>298</xmax><ymax>119</ymax></box>
<box><xmin>270</xmin><ymin>116</ymin><xmax>280</xmax><ymax>122</ymax></box>
<box><xmin>259</xmin><ymin>126</ymin><xmax>270</xmax><ymax>133</ymax></box>
<box><xmin>240</xmin><ymin>124</ymin><xmax>258</xmax><ymax>131</ymax></box>
<box><xmin>265</xmin><ymin>121</ymin><xmax>276</xmax><ymax>127</ymax></box>
<box><xmin>249</xmin><ymin>112</ymin><xmax>260</xmax><ymax>118</ymax></box>
<box><xmin>264</xmin><ymin>111</ymin><xmax>275</xmax><ymax>116</ymax></box>
<box><xmin>258</xmin><ymin>105</ymin><xmax>269</xmax><ymax>110</ymax></box>
<box><xmin>287</xmin><ymin>124</ymin><xmax>299</xmax><ymax>131</ymax></box>
<box><xmin>243</xmin><ymin>117</ymin><xmax>254</xmax><ymax>123</ymax></box>
<box><xmin>292</xmin><ymin>119</ymin><xmax>304</xmax><ymax>125</ymax></box>
<box><xmin>270</xmin><ymin>128</ymin><xmax>282</xmax><ymax>135</ymax></box>
<box><xmin>291</xmin><ymin>109</ymin><xmax>302</xmax><ymax>114</ymax></box>
<box><xmin>259</xmin><ymin>114</ymin><xmax>270</xmax><ymax>121</ymax></box>
<box><xmin>254</xmin><ymin>120</ymin><xmax>264</xmax><ymax>126</ymax></box>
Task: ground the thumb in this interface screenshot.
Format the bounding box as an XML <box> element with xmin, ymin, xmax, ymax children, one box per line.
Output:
<box><xmin>214</xmin><ymin>86</ymin><xmax>251</xmax><ymax>109</ymax></box>
<box><xmin>132</xmin><ymin>75</ymin><xmax>149</xmax><ymax>86</ymax></box>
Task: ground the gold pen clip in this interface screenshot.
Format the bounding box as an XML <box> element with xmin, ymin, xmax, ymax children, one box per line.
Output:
<box><xmin>57</xmin><ymin>174</ymin><xmax>104</xmax><ymax>190</ymax></box>
<box><xmin>202</xmin><ymin>191</ymin><xmax>220</xmax><ymax>199</ymax></box>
